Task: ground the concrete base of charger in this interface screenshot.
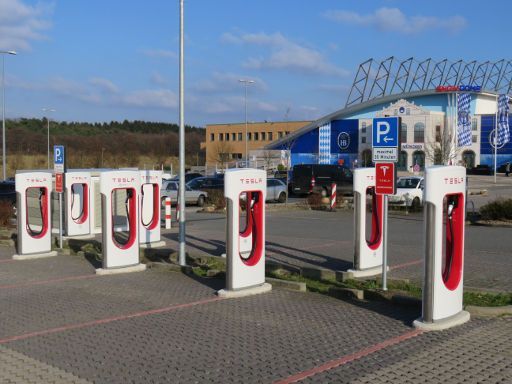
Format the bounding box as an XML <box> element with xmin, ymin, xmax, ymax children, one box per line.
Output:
<box><xmin>12</xmin><ymin>251</ymin><xmax>58</xmax><ymax>260</ymax></box>
<box><xmin>63</xmin><ymin>234</ymin><xmax>96</xmax><ymax>240</ymax></box>
<box><xmin>217</xmin><ymin>283</ymin><xmax>272</xmax><ymax>298</ymax></box>
<box><xmin>95</xmin><ymin>263</ymin><xmax>147</xmax><ymax>275</ymax></box>
<box><xmin>413</xmin><ymin>310</ymin><xmax>470</xmax><ymax>331</ymax></box>
<box><xmin>139</xmin><ymin>240</ymin><xmax>166</xmax><ymax>249</ymax></box>
<box><xmin>342</xmin><ymin>265</ymin><xmax>388</xmax><ymax>280</ymax></box>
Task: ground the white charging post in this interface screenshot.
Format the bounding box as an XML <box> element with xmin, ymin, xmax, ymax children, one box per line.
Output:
<box><xmin>345</xmin><ymin>168</ymin><xmax>384</xmax><ymax>278</ymax></box>
<box><xmin>414</xmin><ymin>166</ymin><xmax>470</xmax><ymax>330</ymax></box>
<box><xmin>97</xmin><ymin>170</ymin><xmax>146</xmax><ymax>275</ymax></box>
<box><xmin>13</xmin><ymin>171</ymin><xmax>57</xmax><ymax>260</ymax></box>
<box><xmin>139</xmin><ymin>170</ymin><xmax>165</xmax><ymax>248</ymax></box>
<box><xmin>64</xmin><ymin>171</ymin><xmax>92</xmax><ymax>238</ymax></box>
<box><xmin>217</xmin><ymin>168</ymin><xmax>271</xmax><ymax>298</ymax></box>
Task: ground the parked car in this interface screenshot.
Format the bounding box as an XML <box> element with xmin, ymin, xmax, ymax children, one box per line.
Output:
<box><xmin>466</xmin><ymin>164</ymin><xmax>494</xmax><ymax>175</ymax></box>
<box><xmin>170</xmin><ymin>172</ymin><xmax>204</xmax><ymax>184</ymax></box>
<box><xmin>388</xmin><ymin>176</ymin><xmax>424</xmax><ymax>210</ymax></box>
<box><xmin>290</xmin><ymin>164</ymin><xmax>353</xmax><ymax>196</ymax></box>
<box><xmin>186</xmin><ymin>176</ymin><xmax>224</xmax><ymax>191</ymax></box>
<box><xmin>0</xmin><ymin>181</ymin><xmax>16</xmax><ymax>207</ymax></box>
<box><xmin>266</xmin><ymin>178</ymin><xmax>287</xmax><ymax>203</ymax></box>
<box><xmin>161</xmin><ymin>180</ymin><xmax>208</xmax><ymax>207</ymax></box>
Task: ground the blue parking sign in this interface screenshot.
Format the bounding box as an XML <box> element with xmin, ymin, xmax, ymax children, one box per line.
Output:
<box><xmin>372</xmin><ymin>117</ymin><xmax>399</xmax><ymax>148</ymax></box>
<box><xmin>54</xmin><ymin>145</ymin><xmax>65</xmax><ymax>164</ymax></box>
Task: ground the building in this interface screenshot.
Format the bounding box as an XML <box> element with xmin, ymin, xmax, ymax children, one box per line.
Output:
<box><xmin>267</xmin><ymin>58</ymin><xmax>512</xmax><ymax>172</ymax></box>
<box><xmin>203</xmin><ymin>121</ymin><xmax>310</xmax><ymax>167</ymax></box>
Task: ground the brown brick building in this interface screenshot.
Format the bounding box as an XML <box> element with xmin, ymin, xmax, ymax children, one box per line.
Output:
<box><xmin>203</xmin><ymin>121</ymin><xmax>310</xmax><ymax>167</ymax></box>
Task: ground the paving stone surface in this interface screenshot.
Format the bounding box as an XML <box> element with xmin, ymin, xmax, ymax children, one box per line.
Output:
<box><xmin>301</xmin><ymin>317</ymin><xmax>512</xmax><ymax>384</ymax></box>
<box><xmin>1</xmin><ymin>242</ymin><xmax>511</xmax><ymax>383</ymax></box>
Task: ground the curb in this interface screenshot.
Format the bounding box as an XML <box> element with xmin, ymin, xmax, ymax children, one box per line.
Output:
<box><xmin>266</xmin><ymin>277</ymin><xmax>306</xmax><ymax>292</ymax></box>
<box><xmin>465</xmin><ymin>305</ymin><xmax>512</xmax><ymax>317</ymax></box>
<box><xmin>328</xmin><ymin>286</ymin><xmax>364</xmax><ymax>300</ymax></box>
<box><xmin>147</xmin><ymin>261</ymin><xmax>193</xmax><ymax>275</ymax></box>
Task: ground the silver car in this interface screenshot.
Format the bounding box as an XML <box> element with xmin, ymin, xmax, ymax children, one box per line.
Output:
<box><xmin>266</xmin><ymin>178</ymin><xmax>287</xmax><ymax>203</ymax></box>
<box><xmin>161</xmin><ymin>180</ymin><xmax>208</xmax><ymax>207</ymax></box>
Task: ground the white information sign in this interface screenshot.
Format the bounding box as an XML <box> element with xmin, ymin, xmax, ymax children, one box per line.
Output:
<box><xmin>372</xmin><ymin>148</ymin><xmax>398</xmax><ymax>162</ymax></box>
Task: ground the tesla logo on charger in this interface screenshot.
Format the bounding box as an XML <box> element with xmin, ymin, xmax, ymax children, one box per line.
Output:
<box><xmin>444</xmin><ymin>177</ymin><xmax>464</xmax><ymax>185</ymax></box>
<box><xmin>112</xmin><ymin>177</ymin><xmax>135</xmax><ymax>183</ymax></box>
<box><xmin>240</xmin><ymin>178</ymin><xmax>263</xmax><ymax>185</ymax></box>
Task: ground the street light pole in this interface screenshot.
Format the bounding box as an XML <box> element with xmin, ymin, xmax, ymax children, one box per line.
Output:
<box><xmin>42</xmin><ymin>108</ymin><xmax>56</xmax><ymax>169</ymax></box>
<box><xmin>1</xmin><ymin>50</ymin><xmax>16</xmax><ymax>180</ymax></box>
<box><xmin>239</xmin><ymin>79</ymin><xmax>254</xmax><ymax>166</ymax></box>
<box><xmin>178</xmin><ymin>0</ymin><xmax>186</xmax><ymax>266</ymax></box>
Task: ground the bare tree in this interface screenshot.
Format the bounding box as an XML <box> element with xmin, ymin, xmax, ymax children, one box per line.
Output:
<box><xmin>424</xmin><ymin>125</ymin><xmax>460</xmax><ymax>165</ymax></box>
<box><xmin>209</xmin><ymin>141</ymin><xmax>234</xmax><ymax>168</ymax></box>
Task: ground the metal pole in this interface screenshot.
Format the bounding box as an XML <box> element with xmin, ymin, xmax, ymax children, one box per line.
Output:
<box><xmin>382</xmin><ymin>194</ymin><xmax>389</xmax><ymax>291</ymax></box>
<box><xmin>58</xmin><ymin>192</ymin><xmax>63</xmax><ymax>249</ymax></box>
<box><xmin>178</xmin><ymin>0</ymin><xmax>186</xmax><ymax>266</ymax></box>
<box><xmin>47</xmin><ymin>117</ymin><xmax>50</xmax><ymax>169</ymax></box>
<box><xmin>494</xmin><ymin>94</ymin><xmax>498</xmax><ymax>184</ymax></box>
<box><xmin>244</xmin><ymin>83</ymin><xmax>248</xmax><ymax>165</ymax></box>
<box><xmin>1</xmin><ymin>55</ymin><xmax>5</xmax><ymax>180</ymax></box>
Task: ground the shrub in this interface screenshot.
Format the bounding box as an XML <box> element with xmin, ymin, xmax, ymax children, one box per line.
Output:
<box><xmin>0</xmin><ymin>201</ymin><xmax>14</xmax><ymax>227</ymax></box>
<box><xmin>205</xmin><ymin>189</ymin><xmax>226</xmax><ymax>210</ymax></box>
<box><xmin>306</xmin><ymin>193</ymin><xmax>324</xmax><ymax>208</ymax></box>
<box><xmin>479</xmin><ymin>198</ymin><xmax>512</xmax><ymax>221</ymax></box>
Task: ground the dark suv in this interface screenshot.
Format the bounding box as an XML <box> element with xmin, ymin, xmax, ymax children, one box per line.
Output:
<box><xmin>290</xmin><ymin>164</ymin><xmax>353</xmax><ymax>196</ymax></box>
<box><xmin>0</xmin><ymin>181</ymin><xmax>16</xmax><ymax>206</ymax></box>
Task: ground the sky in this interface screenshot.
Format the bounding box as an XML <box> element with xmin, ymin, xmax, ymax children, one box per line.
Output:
<box><xmin>1</xmin><ymin>0</ymin><xmax>511</xmax><ymax>127</ymax></box>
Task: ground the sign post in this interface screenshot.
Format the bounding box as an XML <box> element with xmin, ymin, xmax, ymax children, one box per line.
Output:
<box><xmin>372</xmin><ymin>117</ymin><xmax>400</xmax><ymax>291</ymax></box>
<box><xmin>54</xmin><ymin>145</ymin><xmax>65</xmax><ymax>249</ymax></box>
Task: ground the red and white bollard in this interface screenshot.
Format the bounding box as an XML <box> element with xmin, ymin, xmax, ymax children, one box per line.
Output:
<box><xmin>164</xmin><ymin>197</ymin><xmax>172</xmax><ymax>229</ymax></box>
<box><xmin>330</xmin><ymin>182</ymin><xmax>337</xmax><ymax>211</ymax></box>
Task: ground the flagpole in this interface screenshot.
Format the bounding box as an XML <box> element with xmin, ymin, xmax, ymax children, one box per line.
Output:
<box><xmin>454</xmin><ymin>93</ymin><xmax>458</xmax><ymax>164</ymax></box>
<box><xmin>494</xmin><ymin>93</ymin><xmax>498</xmax><ymax>184</ymax></box>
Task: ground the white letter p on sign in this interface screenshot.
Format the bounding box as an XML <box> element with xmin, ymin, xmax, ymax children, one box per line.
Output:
<box><xmin>376</xmin><ymin>121</ymin><xmax>390</xmax><ymax>144</ymax></box>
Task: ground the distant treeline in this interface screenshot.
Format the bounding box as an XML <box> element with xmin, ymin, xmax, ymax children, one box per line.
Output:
<box><xmin>6</xmin><ymin>118</ymin><xmax>205</xmax><ymax>167</ymax></box>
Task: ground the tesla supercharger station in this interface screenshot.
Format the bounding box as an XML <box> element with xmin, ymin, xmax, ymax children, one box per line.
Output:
<box><xmin>13</xmin><ymin>172</ymin><xmax>57</xmax><ymax>260</ymax></box>
<box><xmin>139</xmin><ymin>170</ymin><xmax>165</xmax><ymax>248</ymax></box>
<box><xmin>217</xmin><ymin>169</ymin><xmax>272</xmax><ymax>298</ymax></box>
<box><xmin>413</xmin><ymin>166</ymin><xmax>470</xmax><ymax>331</ymax></box>
<box><xmin>96</xmin><ymin>170</ymin><xmax>146</xmax><ymax>275</ymax></box>
<box><xmin>64</xmin><ymin>171</ymin><xmax>92</xmax><ymax>238</ymax></box>
<box><xmin>345</xmin><ymin>168</ymin><xmax>384</xmax><ymax>278</ymax></box>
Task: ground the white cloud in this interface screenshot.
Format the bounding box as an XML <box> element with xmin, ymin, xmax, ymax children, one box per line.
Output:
<box><xmin>0</xmin><ymin>0</ymin><xmax>53</xmax><ymax>51</ymax></box>
<box><xmin>192</xmin><ymin>72</ymin><xmax>267</xmax><ymax>93</ymax></box>
<box><xmin>119</xmin><ymin>89</ymin><xmax>177</xmax><ymax>109</ymax></box>
<box><xmin>150</xmin><ymin>72</ymin><xmax>169</xmax><ymax>86</ymax></box>
<box><xmin>222</xmin><ymin>31</ymin><xmax>349</xmax><ymax>77</ymax></box>
<box><xmin>89</xmin><ymin>77</ymin><xmax>119</xmax><ymax>94</ymax></box>
<box><xmin>141</xmin><ymin>48</ymin><xmax>176</xmax><ymax>59</ymax></box>
<box><xmin>323</xmin><ymin>7</ymin><xmax>467</xmax><ymax>35</ymax></box>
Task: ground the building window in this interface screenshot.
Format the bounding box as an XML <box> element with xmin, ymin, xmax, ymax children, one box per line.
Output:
<box><xmin>285</xmin><ymin>131</ymin><xmax>290</xmax><ymax>135</ymax></box>
<box><xmin>219</xmin><ymin>133</ymin><xmax>224</xmax><ymax>141</ymax></box>
<box><xmin>361</xmin><ymin>136</ymin><xmax>366</xmax><ymax>144</ymax></box>
<box><xmin>238</xmin><ymin>132</ymin><xmax>242</xmax><ymax>141</ymax></box>
<box><xmin>247</xmin><ymin>132</ymin><xmax>252</xmax><ymax>141</ymax></box>
<box><xmin>472</xmin><ymin>135</ymin><xmax>477</xmax><ymax>143</ymax></box>
<box><xmin>278</xmin><ymin>132</ymin><xmax>284</xmax><ymax>139</ymax></box>
<box><xmin>401</xmin><ymin>123</ymin><xmax>407</xmax><ymax>143</ymax></box>
<box><xmin>261</xmin><ymin>132</ymin><xmax>266</xmax><ymax>141</ymax></box>
<box><xmin>225</xmin><ymin>133</ymin><xmax>230</xmax><ymax>141</ymax></box>
<box><xmin>414</xmin><ymin>122</ymin><xmax>425</xmax><ymax>143</ymax></box>
<box><xmin>231</xmin><ymin>133</ymin><xmax>236</xmax><ymax>141</ymax></box>
<box><xmin>472</xmin><ymin>118</ymin><xmax>477</xmax><ymax>131</ymax></box>
<box><xmin>210</xmin><ymin>133</ymin><xmax>214</xmax><ymax>142</ymax></box>
<box><xmin>361</xmin><ymin>122</ymin><xmax>366</xmax><ymax>133</ymax></box>
<box><xmin>268</xmin><ymin>132</ymin><xmax>273</xmax><ymax>141</ymax></box>
<box><xmin>254</xmin><ymin>132</ymin><xmax>259</xmax><ymax>141</ymax></box>
<box><xmin>435</xmin><ymin>125</ymin><xmax>441</xmax><ymax>143</ymax></box>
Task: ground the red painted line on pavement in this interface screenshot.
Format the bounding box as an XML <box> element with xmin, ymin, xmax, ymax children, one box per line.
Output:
<box><xmin>390</xmin><ymin>259</ymin><xmax>422</xmax><ymax>271</ymax></box>
<box><xmin>0</xmin><ymin>274</ymin><xmax>97</xmax><ymax>290</ymax></box>
<box><xmin>273</xmin><ymin>329</ymin><xmax>422</xmax><ymax>384</ymax></box>
<box><xmin>0</xmin><ymin>296</ymin><xmax>223</xmax><ymax>345</ymax></box>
